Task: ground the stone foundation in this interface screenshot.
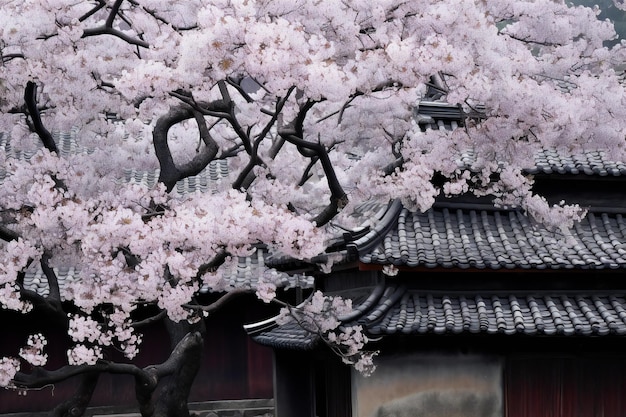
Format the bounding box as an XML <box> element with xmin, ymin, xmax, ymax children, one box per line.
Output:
<box><xmin>2</xmin><ymin>399</ymin><xmax>275</xmax><ymax>417</ymax></box>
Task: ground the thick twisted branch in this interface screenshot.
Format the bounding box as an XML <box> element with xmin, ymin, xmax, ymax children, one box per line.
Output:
<box><xmin>183</xmin><ymin>288</ymin><xmax>252</xmax><ymax>315</ymax></box>
<box><xmin>13</xmin><ymin>332</ymin><xmax>203</xmax><ymax>416</ymax></box>
<box><xmin>153</xmin><ymin>104</ymin><xmax>220</xmax><ymax>191</ymax></box>
<box><xmin>13</xmin><ymin>361</ymin><xmax>147</xmax><ymax>389</ymax></box>
<box><xmin>278</xmin><ymin>99</ymin><xmax>348</xmax><ymax>227</ymax></box>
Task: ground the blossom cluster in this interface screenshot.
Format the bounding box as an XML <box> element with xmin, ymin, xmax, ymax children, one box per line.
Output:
<box><xmin>18</xmin><ymin>333</ymin><xmax>48</xmax><ymax>367</ymax></box>
<box><xmin>67</xmin><ymin>345</ymin><xmax>102</xmax><ymax>366</ymax></box>
<box><xmin>0</xmin><ymin>358</ymin><xmax>20</xmax><ymax>388</ymax></box>
<box><xmin>277</xmin><ymin>291</ymin><xmax>378</xmax><ymax>376</ymax></box>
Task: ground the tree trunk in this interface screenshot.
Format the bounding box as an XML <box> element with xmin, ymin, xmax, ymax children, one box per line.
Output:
<box><xmin>49</xmin><ymin>372</ymin><xmax>99</xmax><ymax>417</ymax></box>
<box><xmin>152</xmin><ymin>320</ymin><xmax>205</xmax><ymax>417</ymax></box>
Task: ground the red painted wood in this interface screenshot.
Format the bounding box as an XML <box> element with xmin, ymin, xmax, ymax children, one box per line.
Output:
<box><xmin>0</xmin><ymin>297</ymin><xmax>274</xmax><ymax>413</ymax></box>
<box><xmin>506</xmin><ymin>356</ymin><xmax>626</xmax><ymax>417</ymax></box>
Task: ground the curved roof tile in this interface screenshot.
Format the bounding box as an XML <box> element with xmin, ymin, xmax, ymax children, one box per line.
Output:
<box><xmin>360</xmin><ymin>286</ymin><xmax>626</xmax><ymax>337</ymax></box>
<box><xmin>359</xmin><ymin>207</ymin><xmax>626</xmax><ymax>270</ymax></box>
<box><xmin>249</xmin><ymin>285</ymin><xmax>626</xmax><ymax>349</ymax></box>
<box><xmin>416</xmin><ymin>102</ymin><xmax>626</xmax><ymax>176</ymax></box>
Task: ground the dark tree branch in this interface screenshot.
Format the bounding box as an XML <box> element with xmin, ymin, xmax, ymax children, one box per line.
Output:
<box><xmin>176</xmin><ymin>110</ymin><xmax>219</xmax><ymax>177</ymax></box>
<box><xmin>106</xmin><ymin>0</ymin><xmax>124</xmax><ymax>27</ymax></box>
<box><xmin>298</xmin><ymin>156</ymin><xmax>320</xmax><ymax>186</ymax></box>
<box><xmin>127</xmin><ymin>0</ymin><xmax>199</xmax><ymax>31</ymax></box>
<box><xmin>82</xmin><ymin>26</ymin><xmax>150</xmax><ymax>48</ymax></box>
<box><xmin>116</xmin><ymin>246</ymin><xmax>141</xmax><ymax>268</ymax></box>
<box><xmin>14</xmin><ymin>257</ymin><xmax>66</xmax><ymax>322</ymax></box>
<box><xmin>40</xmin><ymin>252</ymin><xmax>62</xmax><ymax>306</ymax></box>
<box><xmin>280</xmin><ymin>132</ymin><xmax>348</xmax><ymax>226</ymax></box>
<box><xmin>232</xmin><ymin>87</ymin><xmax>295</xmax><ymax>190</ymax></box>
<box><xmin>183</xmin><ymin>288</ymin><xmax>251</xmax><ymax>315</ymax></box>
<box><xmin>79</xmin><ymin>0</ymin><xmax>106</xmax><ymax>22</ymax></box>
<box><xmin>383</xmin><ymin>156</ymin><xmax>404</xmax><ymax>175</ymax></box>
<box><xmin>170</xmin><ymin>87</ymin><xmax>255</xmax><ymax>159</ymax></box>
<box><xmin>1</xmin><ymin>53</ymin><xmax>25</xmax><ymax>63</ymax></box>
<box><xmin>0</xmin><ymin>224</ymin><xmax>19</xmax><ymax>242</ymax></box>
<box><xmin>276</xmin><ymin>98</ymin><xmax>348</xmax><ymax>225</ymax></box>
<box><xmin>13</xmin><ymin>361</ymin><xmax>147</xmax><ymax>389</ymax></box>
<box><xmin>153</xmin><ymin>103</ymin><xmax>220</xmax><ymax>192</ymax></box>
<box><xmin>226</xmin><ymin>76</ymin><xmax>254</xmax><ymax>103</ymax></box>
<box><xmin>217</xmin><ymin>80</ymin><xmax>253</xmax><ymax>155</ymax></box>
<box><xmin>501</xmin><ymin>32</ymin><xmax>561</xmax><ymax>47</ymax></box>
<box><xmin>13</xmin><ymin>332</ymin><xmax>203</xmax><ymax>416</ymax></box>
<box><xmin>17</xmin><ymin>287</ymin><xmax>67</xmax><ymax>323</ymax></box>
<box><xmin>153</xmin><ymin>329</ymin><xmax>203</xmax><ymax>417</ymax></box>
<box><xmin>169</xmin><ymin>90</ymin><xmax>231</xmax><ymax>118</ymax></box>
<box><xmin>132</xmin><ymin>310</ymin><xmax>167</xmax><ymax>329</ymax></box>
<box><xmin>81</xmin><ymin>0</ymin><xmax>149</xmax><ymax>48</ymax></box>
<box><xmin>24</xmin><ymin>81</ymin><xmax>58</xmax><ymax>153</ymax></box>
<box><xmin>218</xmin><ymin>142</ymin><xmax>244</xmax><ymax>159</ymax></box>
<box><xmin>196</xmin><ymin>250</ymin><xmax>229</xmax><ymax>278</ymax></box>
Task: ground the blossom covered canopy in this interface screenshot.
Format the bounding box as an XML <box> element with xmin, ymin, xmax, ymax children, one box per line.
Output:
<box><xmin>1</xmin><ymin>0</ymin><xmax>626</xmax><ymax>387</ymax></box>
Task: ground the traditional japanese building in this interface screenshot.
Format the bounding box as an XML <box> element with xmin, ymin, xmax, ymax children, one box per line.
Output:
<box><xmin>246</xmin><ymin>101</ymin><xmax>626</xmax><ymax>417</ymax></box>
<box><xmin>4</xmin><ymin>97</ymin><xmax>626</xmax><ymax>417</ymax></box>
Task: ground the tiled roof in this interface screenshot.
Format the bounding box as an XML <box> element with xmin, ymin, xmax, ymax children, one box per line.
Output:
<box><xmin>455</xmin><ymin>148</ymin><xmax>626</xmax><ymax>177</ymax></box>
<box><xmin>362</xmin><ymin>285</ymin><xmax>626</xmax><ymax>336</ymax></box>
<box><xmin>248</xmin><ymin>97</ymin><xmax>626</xmax><ymax>348</ymax></box>
<box><xmin>357</xmin><ymin>204</ymin><xmax>626</xmax><ymax>270</ymax></box>
<box><xmin>0</xmin><ymin>129</ymin><xmax>83</xmax><ymax>160</ymax></box>
<box><xmin>120</xmin><ymin>165</ymin><xmax>229</xmax><ymax>194</ymax></box>
<box><xmin>22</xmin><ymin>248</ymin><xmax>315</xmax><ymax>299</ymax></box>
<box><xmin>248</xmin><ymin>283</ymin><xmax>626</xmax><ymax>349</ymax></box>
<box><xmin>246</xmin><ymin>319</ymin><xmax>319</xmax><ymax>350</ymax></box>
<box><xmin>0</xmin><ymin>130</ymin><xmax>230</xmax><ymax>193</ymax></box>
<box><xmin>528</xmin><ymin>149</ymin><xmax>626</xmax><ymax>176</ymax></box>
<box><xmin>416</xmin><ymin>101</ymin><xmax>626</xmax><ymax>177</ymax></box>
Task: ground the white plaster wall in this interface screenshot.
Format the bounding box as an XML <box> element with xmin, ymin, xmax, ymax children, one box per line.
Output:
<box><xmin>352</xmin><ymin>353</ymin><xmax>503</xmax><ymax>417</ymax></box>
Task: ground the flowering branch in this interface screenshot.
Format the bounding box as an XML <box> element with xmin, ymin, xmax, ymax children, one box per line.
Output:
<box><xmin>275</xmin><ymin>292</ymin><xmax>378</xmax><ymax>376</ymax></box>
<box><xmin>81</xmin><ymin>0</ymin><xmax>150</xmax><ymax>48</ymax></box>
<box><xmin>232</xmin><ymin>86</ymin><xmax>296</xmax><ymax>190</ymax></box>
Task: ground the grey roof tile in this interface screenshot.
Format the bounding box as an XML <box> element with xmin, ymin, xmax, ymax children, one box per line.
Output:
<box><xmin>0</xmin><ymin>129</ymin><xmax>83</xmax><ymax>160</ymax></box>
<box><xmin>246</xmin><ymin>321</ymin><xmax>319</xmax><ymax>350</ymax></box>
<box><xmin>119</xmin><ymin>163</ymin><xmax>228</xmax><ymax>194</ymax></box>
<box><xmin>415</xmin><ymin>101</ymin><xmax>626</xmax><ymax>176</ymax></box>
<box><xmin>0</xmin><ymin>130</ymin><xmax>230</xmax><ymax>194</ymax></box>
<box><xmin>358</xmin><ymin>285</ymin><xmax>626</xmax><ymax>337</ymax></box>
<box><xmin>359</xmin><ymin>206</ymin><xmax>626</xmax><ymax>270</ymax></box>
<box><xmin>249</xmin><ymin>285</ymin><xmax>626</xmax><ymax>348</ymax></box>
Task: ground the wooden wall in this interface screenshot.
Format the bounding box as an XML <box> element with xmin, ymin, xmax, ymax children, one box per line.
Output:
<box><xmin>506</xmin><ymin>355</ymin><xmax>626</xmax><ymax>417</ymax></box>
<box><xmin>0</xmin><ymin>295</ymin><xmax>274</xmax><ymax>414</ymax></box>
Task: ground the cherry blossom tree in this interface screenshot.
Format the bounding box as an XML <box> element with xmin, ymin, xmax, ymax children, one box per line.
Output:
<box><xmin>1</xmin><ymin>0</ymin><xmax>626</xmax><ymax>416</ymax></box>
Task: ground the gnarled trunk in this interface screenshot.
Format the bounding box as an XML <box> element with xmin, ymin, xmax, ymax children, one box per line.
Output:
<box><xmin>50</xmin><ymin>373</ymin><xmax>99</xmax><ymax>417</ymax></box>
<box><xmin>151</xmin><ymin>319</ymin><xmax>205</xmax><ymax>417</ymax></box>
